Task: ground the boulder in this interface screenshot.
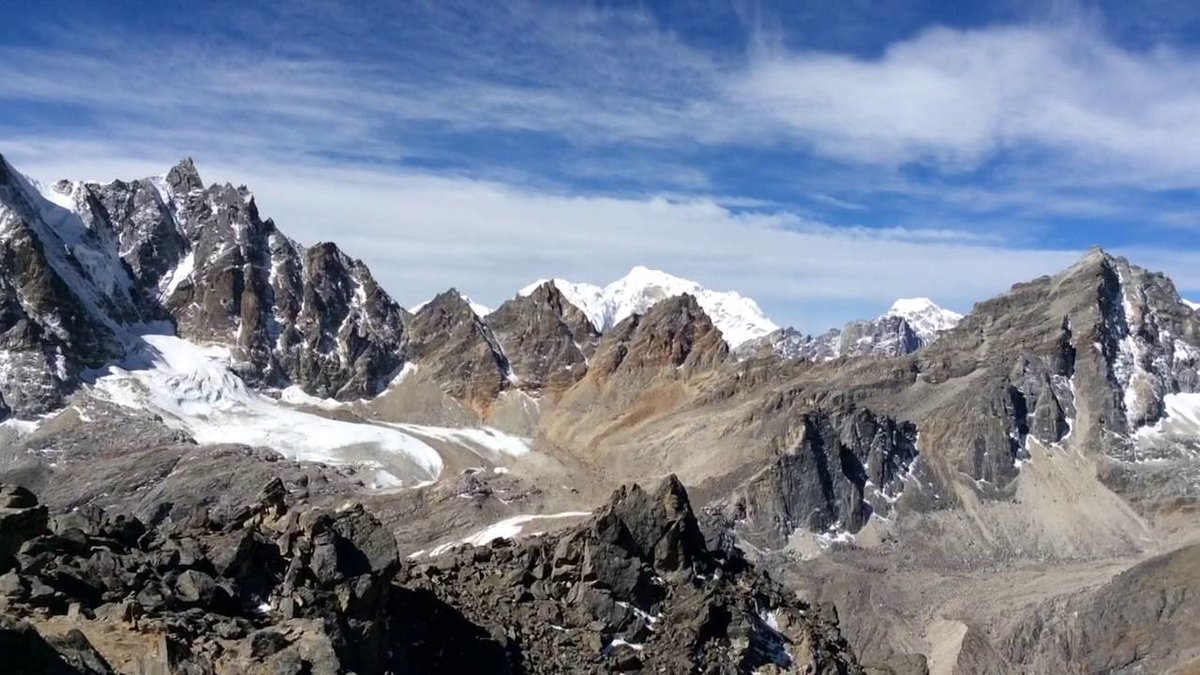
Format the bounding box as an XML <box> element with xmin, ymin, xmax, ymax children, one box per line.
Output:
<box><xmin>0</xmin><ymin>484</ymin><xmax>49</xmax><ymax>571</ymax></box>
<box><xmin>0</xmin><ymin>616</ymin><xmax>114</xmax><ymax>674</ymax></box>
<box><xmin>0</xmin><ymin>484</ymin><xmax>39</xmax><ymax>509</ymax></box>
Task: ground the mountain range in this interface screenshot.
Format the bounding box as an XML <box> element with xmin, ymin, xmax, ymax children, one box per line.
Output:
<box><xmin>518</xmin><ymin>266</ymin><xmax>781</xmax><ymax>347</ymax></box>
<box><xmin>2</xmin><ymin>155</ymin><xmax>1199</xmax><ymax>674</ymax></box>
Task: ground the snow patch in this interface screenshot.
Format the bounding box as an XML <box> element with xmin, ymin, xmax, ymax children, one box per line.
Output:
<box><xmin>606</xmin><ymin>638</ymin><xmax>644</xmax><ymax>652</ymax></box>
<box><xmin>425</xmin><ymin>511</ymin><xmax>591</xmax><ymax>557</ymax></box>
<box><xmin>814</xmin><ymin>528</ymin><xmax>856</xmax><ymax>550</ymax></box>
<box><xmin>279</xmin><ymin>386</ymin><xmax>345</xmax><ymax>410</ymax></box>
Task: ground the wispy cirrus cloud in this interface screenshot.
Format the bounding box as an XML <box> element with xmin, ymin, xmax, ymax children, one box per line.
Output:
<box><xmin>4</xmin><ymin>4</ymin><xmax>1200</xmax><ymax>188</ymax></box>
<box><xmin>734</xmin><ymin>24</ymin><xmax>1200</xmax><ymax>183</ymax></box>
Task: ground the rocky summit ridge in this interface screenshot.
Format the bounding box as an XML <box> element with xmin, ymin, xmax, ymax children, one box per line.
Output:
<box><xmin>0</xmin><ymin>477</ymin><xmax>867</xmax><ymax>674</ymax></box>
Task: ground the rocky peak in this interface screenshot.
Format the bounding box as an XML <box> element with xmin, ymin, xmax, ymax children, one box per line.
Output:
<box><xmin>595</xmin><ymin>474</ymin><xmax>709</xmax><ymax>575</ymax></box>
<box><xmin>407</xmin><ymin>289</ymin><xmax>513</xmax><ymax>414</ymax></box>
<box><xmin>0</xmin><ymin>154</ymin><xmax>415</xmax><ymax>410</ymax></box>
<box><xmin>0</xmin><ymin>159</ymin><xmax>148</xmax><ymax>417</ymax></box>
<box><xmin>404</xmin><ymin>475</ymin><xmax>864</xmax><ymax>673</ymax></box>
<box><xmin>104</xmin><ymin>160</ymin><xmax>412</xmax><ymax>400</ymax></box>
<box><xmin>589</xmin><ymin>294</ymin><xmax>729</xmax><ymax>379</ymax></box>
<box><xmin>486</xmin><ymin>281</ymin><xmax>600</xmax><ymax>395</ymax></box>
<box><xmin>164</xmin><ymin>157</ymin><xmax>203</xmax><ymax>198</ymax></box>
<box><xmin>525</xmin><ymin>280</ymin><xmax>600</xmax><ymax>346</ymax></box>
<box><xmin>278</xmin><ymin>241</ymin><xmax>409</xmax><ymax>399</ymax></box>
<box><xmin>885</xmin><ymin>297</ymin><xmax>962</xmax><ymax>343</ymax></box>
<box><xmin>914</xmin><ymin>248</ymin><xmax>1200</xmax><ymax>486</ymax></box>
<box><xmin>83</xmin><ymin>175</ymin><xmax>185</xmax><ymax>295</ymax></box>
<box><xmin>518</xmin><ymin>266</ymin><xmax>778</xmax><ymax>347</ymax></box>
<box><xmin>412</xmin><ymin>288</ymin><xmax>478</xmax><ymax>327</ymax></box>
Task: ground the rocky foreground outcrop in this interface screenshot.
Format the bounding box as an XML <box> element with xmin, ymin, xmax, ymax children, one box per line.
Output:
<box><xmin>0</xmin><ymin>478</ymin><xmax>870</xmax><ymax>674</ymax></box>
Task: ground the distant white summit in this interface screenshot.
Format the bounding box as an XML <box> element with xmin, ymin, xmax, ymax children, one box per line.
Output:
<box><xmin>884</xmin><ymin>297</ymin><xmax>963</xmax><ymax>343</ymax></box>
<box><xmin>519</xmin><ymin>266</ymin><xmax>779</xmax><ymax>347</ymax></box>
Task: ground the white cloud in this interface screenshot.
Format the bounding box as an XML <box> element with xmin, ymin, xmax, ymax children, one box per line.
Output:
<box><xmin>3</xmin><ymin>10</ymin><xmax>1199</xmax><ymax>194</ymax></box>
<box><xmin>733</xmin><ymin>24</ymin><xmax>1200</xmax><ymax>182</ymax></box>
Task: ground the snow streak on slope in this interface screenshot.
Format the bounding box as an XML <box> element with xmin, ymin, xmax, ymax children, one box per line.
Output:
<box><xmin>91</xmin><ymin>334</ymin><xmax>443</xmax><ymax>486</ymax></box>
<box><xmin>417</xmin><ymin>511</ymin><xmax>592</xmax><ymax>557</ymax></box>
<box><xmin>519</xmin><ymin>266</ymin><xmax>778</xmax><ymax>347</ymax></box>
<box><xmin>884</xmin><ymin>297</ymin><xmax>962</xmax><ymax>343</ymax></box>
<box><xmin>385</xmin><ymin>423</ymin><xmax>533</xmax><ymax>462</ymax></box>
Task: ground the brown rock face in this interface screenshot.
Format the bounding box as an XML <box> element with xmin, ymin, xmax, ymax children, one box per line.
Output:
<box><xmin>406</xmin><ymin>289</ymin><xmax>512</xmax><ymax>415</ymax></box>
<box><xmin>486</xmin><ymin>281</ymin><xmax>600</xmax><ymax>396</ymax></box>
<box><xmin>588</xmin><ymin>293</ymin><xmax>729</xmax><ymax>381</ymax></box>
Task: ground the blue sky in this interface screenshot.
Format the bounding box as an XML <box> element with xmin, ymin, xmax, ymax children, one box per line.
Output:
<box><xmin>2</xmin><ymin>0</ymin><xmax>1199</xmax><ymax>331</ymax></box>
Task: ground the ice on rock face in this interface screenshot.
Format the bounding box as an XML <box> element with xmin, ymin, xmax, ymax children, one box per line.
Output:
<box><xmin>1</xmin><ymin>158</ymin><xmax>141</xmax><ymax>332</ymax></box>
<box><xmin>92</xmin><ymin>333</ymin><xmax>444</xmax><ymax>486</ymax></box>
<box><xmin>518</xmin><ymin>266</ymin><xmax>778</xmax><ymax>347</ymax></box>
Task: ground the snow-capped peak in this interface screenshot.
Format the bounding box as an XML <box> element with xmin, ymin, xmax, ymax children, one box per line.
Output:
<box><xmin>883</xmin><ymin>297</ymin><xmax>962</xmax><ymax>343</ymax></box>
<box><xmin>519</xmin><ymin>266</ymin><xmax>778</xmax><ymax>347</ymax></box>
<box><xmin>1184</xmin><ymin>299</ymin><xmax>1199</xmax><ymax>311</ymax></box>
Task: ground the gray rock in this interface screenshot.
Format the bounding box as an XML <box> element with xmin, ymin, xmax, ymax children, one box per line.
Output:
<box><xmin>174</xmin><ymin>569</ymin><xmax>218</xmax><ymax>605</ymax></box>
<box><xmin>0</xmin><ymin>616</ymin><xmax>114</xmax><ymax>674</ymax></box>
<box><xmin>0</xmin><ymin>484</ymin><xmax>38</xmax><ymax>509</ymax></box>
<box><xmin>0</xmin><ymin>490</ymin><xmax>49</xmax><ymax>571</ymax></box>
